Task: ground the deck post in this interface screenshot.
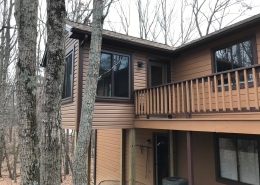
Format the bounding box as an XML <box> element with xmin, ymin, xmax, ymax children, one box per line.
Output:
<box><xmin>120</xmin><ymin>129</ymin><xmax>125</xmax><ymax>185</ymax></box>
<box><xmin>129</xmin><ymin>129</ymin><xmax>135</xmax><ymax>185</ymax></box>
<box><xmin>187</xmin><ymin>131</ymin><xmax>194</xmax><ymax>185</ymax></box>
<box><xmin>169</xmin><ymin>130</ymin><xmax>175</xmax><ymax>176</ymax></box>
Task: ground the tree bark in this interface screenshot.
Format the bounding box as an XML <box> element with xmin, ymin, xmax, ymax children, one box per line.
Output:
<box><xmin>72</xmin><ymin>0</ymin><xmax>104</xmax><ymax>184</ymax></box>
<box><xmin>14</xmin><ymin>0</ymin><xmax>39</xmax><ymax>184</ymax></box>
<box><xmin>40</xmin><ymin>0</ymin><xmax>66</xmax><ymax>184</ymax></box>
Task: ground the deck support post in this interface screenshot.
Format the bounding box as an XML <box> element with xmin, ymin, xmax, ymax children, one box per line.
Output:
<box><xmin>169</xmin><ymin>130</ymin><xmax>175</xmax><ymax>176</ymax></box>
<box><xmin>187</xmin><ymin>131</ymin><xmax>194</xmax><ymax>185</ymax></box>
<box><xmin>129</xmin><ymin>129</ymin><xmax>135</xmax><ymax>185</ymax></box>
<box><xmin>120</xmin><ymin>129</ymin><xmax>125</xmax><ymax>185</ymax></box>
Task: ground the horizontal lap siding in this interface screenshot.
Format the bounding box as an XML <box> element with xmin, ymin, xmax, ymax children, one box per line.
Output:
<box><xmin>171</xmin><ymin>26</ymin><xmax>260</xmax><ymax>116</ymax></box>
<box><xmin>177</xmin><ymin>131</ymin><xmax>224</xmax><ymax>185</ymax></box>
<box><xmin>96</xmin><ymin>129</ymin><xmax>121</xmax><ymax>185</ymax></box>
<box><xmin>135</xmin><ymin>129</ymin><xmax>167</xmax><ymax>185</ymax></box>
<box><xmin>61</xmin><ymin>35</ymin><xmax>79</xmax><ymax>129</ymax></box>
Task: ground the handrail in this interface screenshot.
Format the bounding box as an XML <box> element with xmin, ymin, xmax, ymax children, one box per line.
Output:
<box><xmin>135</xmin><ymin>65</ymin><xmax>260</xmax><ymax>117</ymax></box>
<box><xmin>134</xmin><ymin>64</ymin><xmax>260</xmax><ymax>91</ymax></box>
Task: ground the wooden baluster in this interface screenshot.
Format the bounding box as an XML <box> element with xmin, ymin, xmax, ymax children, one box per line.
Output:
<box><xmin>221</xmin><ymin>74</ymin><xmax>226</xmax><ymax>112</ymax></box>
<box><xmin>172</xmin><ymin>84</ymin><xmax>176</xmax><ymax>114</ymax></box>
<box><xmin>235</xmin><ymin>71</ymin><xmax>241</xmax><ymax>111</ymax></box>
<box><xmin>137</xmin><ymin>91</ymin><xmax>140</xmax><ymax>115</ymax></box>
<box><xmin>164</xmin><ymin>86</ymin><xmax>167</xmax><ymax>114</ymax></box>
<box><xmin>208</xmin><ymin>77</ymin><xmax>212</xmax><ymax>112</ymax></box>
<box><xmin>153</xmin><ymin>88</ymin><xmax>156</xmax><ymax>114</ymax></box>
<box><xmin>160</xmin><ymin>87</ymin><xmax>163</xmax><ymax>114</ymax></box>
<box><xmin>202</xmin><ymin>78</ymin><xmax>206</xmax><ymax>112</ymax></box>
<box><xmin>214</xmin><ymin>75</ymin><xmax>219</xmax><ymax>112</ymax></box>
<box><xmin>177</xmin><ymin>83</ymin><xmax>180</xmax><ymax>113</ymax></box>
<box><xmin>144</xmin><ymin>90</ymin><xmax>147</xmax><ymax>115</ymax></box>
<box><xmin>227</xmin><ymin>72</ymin><xmax>233</xmax><ymax>111</ymax></box>
<box><xmin>149</xmin><ymin>89</ymin><xmax>152</xmax><ymax>115</ymax></box>
<box><xmin>181</xmin><ymin>82</ymin><xmax>185</xmax><ymax>113</ymax></box>
<box><xmin>140</xmin><ymin>90</ymin><xmax>144</xmax><ymax>115</ymax></box>
<box><xmin>244</xmin><ymin>69</ymin><xmax>250</xmax><ymax>111</ymax></box>
<box><xmin>157</xmin><ymin>87</ymin><xmax>159</xmax><ymax>114</ymax></box>
<box><xmin>196</xmin><ymin>79</ymin><xmax>200</xmax><ymax>113</ymax></box>
<box><xmin>135</xmin><ymin>91</ymin><xmax>138</xmax><ymax>115</ymax></box>
<box><xmin>186</xmin><ymin>81</ymin><xmax>190</xmax><ymax>114</ymax></box>
<box><xmin>252</xmin><ymin>68</ymin><xmax>259</xmax><ymax>110</ymax></box>
<box><xmin>168</xmin><ymin>85</ymin><xmax>172</xmax><ymax>114</ymax></box>
<box><xmin>191</xmin><ymin>80</ymin><xmax>195</xmax><ymax>113</ymax></box>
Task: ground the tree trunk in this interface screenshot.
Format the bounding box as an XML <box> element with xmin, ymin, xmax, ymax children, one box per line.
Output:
<box><xmin>73</xmin><ymin>0</ymin><xmax>104</xmax><ymax>184</ymax></box>
<box><xmin>14</xmin><ymin>0</ymin><xmax>39</xmax><ymax>184</ymax></box>
<box><xmin>65</xmin><ymin>129</ymin><xmax>69</xmax><ymax>175</ymax></box>
<box><xmin>3</xmin><ymin>140</ymin><xmax>13</xmax><ymax>179</ymax></box>
<box><xmin>40</xmin><ymin>0</ymin><xmax>66</xmax><ymax>184</ymax></box>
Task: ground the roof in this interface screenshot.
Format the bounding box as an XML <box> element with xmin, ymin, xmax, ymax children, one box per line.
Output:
<box><xmin>67</xmin><ymin>13</ymin><xmax>260</xmax><ymax>55</ymax></box>
<box><xmin>66</xmin><ymin>20</ymin><xmax>175</xmax><ymax>51</ymax></box>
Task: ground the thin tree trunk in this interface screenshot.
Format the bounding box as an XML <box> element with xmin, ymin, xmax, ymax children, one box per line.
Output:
<box><xmin>14</xmin><ymin>0</ymin><xmax>39</xmax><ymax>184</ymax></box>
<box><xmin>3</xmin><ymin>140</ymin><xmax>13</xmax><ymax>179</ymax></box>
<box><xmin>73</xmin><ymin>0</ymin><xmax>105</xmax><ymax>184</ymax></box>
<box><xmin>65</xmin><ymin>129</ymin><xmax>69</xmax><ymax>175</ymax></box>
<box><xmin>13</xmin><ymin>131</ymin><xmax>17</xmax><ymax>183</ymax></box>
<box><xmin>40</xmin><ymin>0</ymin><xmax>66</xmax><ymax>184</ymax></box>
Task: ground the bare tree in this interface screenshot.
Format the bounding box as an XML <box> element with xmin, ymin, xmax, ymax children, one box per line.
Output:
<box><xmin>14</xmin><ymin>0</ymin><xmax>39</xmax><ymax>184</ymax></box>
<box><xmin>135</xmin><ymin>0</ymin><xmax>160</xmax><ymax>40</ymax></box>
<box><xmin>73</xmin><ymin>0</ymin><xmax>114</xmax><ymax>184</ymax></box>
<box><xmin>191</xmin><ymin>0</ymin><xmax>254</xmax><ymax>37</ymax></box>
<box><xmin>66</xmin><ymin>0</ymin><xmax>93</xmax><ymax>24</ymax></box>
<box><xmin>39</xmin><ymin>0</ymin><xmax>66</xmax><ymax>184</ymax></box>
<box><xmin>115</xmin><ymin>0</ymin><xmax>131</xmax><ymax>35</ymax></box>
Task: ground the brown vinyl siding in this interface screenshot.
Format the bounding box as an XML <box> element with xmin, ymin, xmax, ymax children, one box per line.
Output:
<box><xmin>96</xmin><ymin>129</ymin><xmax>121</xmax><ymax>185</ymax></box>
<box><xmin>177</xmin><ymin>131</ymin><xmax>224</xmax><ymax>185</ymax></box>
<box><xmin>134</xmin><ymin>129</ymin><xmax>167</xmax><ymax>185</ymax></box>
<box><xmin>61</xmin><ymin>35</ymin><xmax>79</xmax><ymax>129</ymax></box>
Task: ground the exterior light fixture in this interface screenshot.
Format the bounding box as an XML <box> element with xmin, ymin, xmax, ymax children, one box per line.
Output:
<box><xmin>137</xmin><ymin>61</ymin><xmax>144</xmax><ymax>68</ymax></box>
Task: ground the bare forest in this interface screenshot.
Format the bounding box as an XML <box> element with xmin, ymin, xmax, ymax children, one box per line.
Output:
<box><xmin>0</xmin><ymin>0</ymin><xmax>259</xmax><ymax>184</ymax></box>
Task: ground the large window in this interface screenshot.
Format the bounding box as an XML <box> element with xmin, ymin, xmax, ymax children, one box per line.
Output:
<box><xmin>62</xmin><ymin>50</ymin><xmax>73</xmax><ymax>100</ymax></box>
<box><xmin>216</xmin><ymin>134</ymin><xmax>260</xmax><ymax>185</ymax></box>
<box><xmin>213</xmin><ymin>38</ymin><xmax>256</xmax><ymax>86</ymax></box>
<box><xmin>97</xmin><ymin>52</ymin><xmax>130</xmax><ymax>98</ymax></box>
<box><xmin>214</xmin><ymin>39</ymin><xmax>254</xmax><ymax>73</ymax></box>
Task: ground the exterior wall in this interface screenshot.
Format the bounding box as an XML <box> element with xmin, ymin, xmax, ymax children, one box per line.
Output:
<box><xmin>96</xmin><ymin>129</ymin><xmax>121</xmax><ymax>185</ymax></box>
<box><xmin>134</xmin><ymin>128</ymin><xmax>167</xmax><ymax>185</ymax></box>
<box><xmin>171</xmin><ymin>26</ymin><xmax>260</xmax><ymax>82</ymax></box>
<box><xmin>81</xmin><ymin>42</ymin><xmax>171</xmax><ymax>129</ymax></box>
<box><xmin>61</xmin><ymin>35</ymin><xmax>79</xmax><ymax>129</ymax></box>
<box><xmin>177</xmin><ymin>131</ymin><xmax>223</xmax><ymax>185</ymax></box>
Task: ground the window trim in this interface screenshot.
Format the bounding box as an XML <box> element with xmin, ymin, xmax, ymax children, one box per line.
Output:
<box><xmin>214</xmin><ymin>133</ymin><xmax>260</xmax><ymax>185</ymax></box>
<box><xmin>62</xmin><ymin>45</ymin><xmax>74</xmax><ymax>104</ymax></box>
<box><xmin>95</xmin><ymin>49</ymin><xmax>133</xmax><ymax>103</ymax></box>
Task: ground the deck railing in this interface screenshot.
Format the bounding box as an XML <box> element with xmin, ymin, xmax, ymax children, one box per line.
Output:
<box><xmin>134</xmin><ymin>64</ymin><xmax>260</xmax><ymax>117</ymax></box>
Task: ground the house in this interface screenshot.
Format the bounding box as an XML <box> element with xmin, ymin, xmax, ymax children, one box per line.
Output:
<box><xmin>45</xmin><ymin>13</ymin><xmax>260</xmax><ymax>185</ymax></box>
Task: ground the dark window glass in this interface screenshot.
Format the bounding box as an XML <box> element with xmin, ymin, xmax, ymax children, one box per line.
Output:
<box><xmin>214</xmin><ymin>40</ymin><xmax>254</xmax><ymax>85</ymax></box>
<box><xmin>151</xmin><ymin>65</ymin><xmax>163</xmax><ymax>86</ymax></box>
<box><xmin>217</xmin><ymin>135</ymin><xmax>259</xmax><ymax>185</ymax></box>
<box><xmin>62</xmin><ymin>53</ymin><xmax>73</xmax><ymax>99</ymax></box>
<box><xmin>97</xmin><ymin>52</ymin><xmax>129</xmax><ymax>98</ymax></box>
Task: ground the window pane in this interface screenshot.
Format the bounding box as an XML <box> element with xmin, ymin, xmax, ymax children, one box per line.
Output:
<box><xmin>238</xmin><ymin>139</ymin><xmax>259</xmax><ymax>185</ymax></box>
<box><xmin>113</xmin><ymin>55</ymin><xmax>129</xmax><ymax>97</ymax></box>
<box><xmin>151</xmin><ymin>66</ymin><xmax>163</xmax><ymax>86</ymax></box>
<box><xmin>97</xmin><ymin>53</ymin><xmax>112</xmax><ymax>96</ymax></box>
<box><xmin>62</xmin><ymin>53</ymin><xmax>73</xmax><ymax>99</ymax></box>
<box><xmin>214</xmin><ymin>40</ymin><xmax>253</xmax><ymax>73</ymax></box>
<box><xmin>219</xmin><ymin>138</ymin><xmax>238</xmax><ymax>181</ymax></box>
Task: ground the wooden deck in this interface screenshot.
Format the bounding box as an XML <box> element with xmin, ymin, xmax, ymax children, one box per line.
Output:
<box><xmin>135</xmin><ymin>64</ymin><xmax>260</xmax><ymax>118</ymax></box>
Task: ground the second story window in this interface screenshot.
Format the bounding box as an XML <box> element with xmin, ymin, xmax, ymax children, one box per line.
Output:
<box><xmin>97</xmin><ymin>52</ymin><xmax>130</xmax><ymax>98</ymax></box>
<box><xmin>62</xmin><ymin>50</ymin><xmax>73</xmax><ymax>100</ymax></box>
<box><xmin>213</xmin><ymin>38</ymin><xmax>256</xmax><ymax>85</ymax></box>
